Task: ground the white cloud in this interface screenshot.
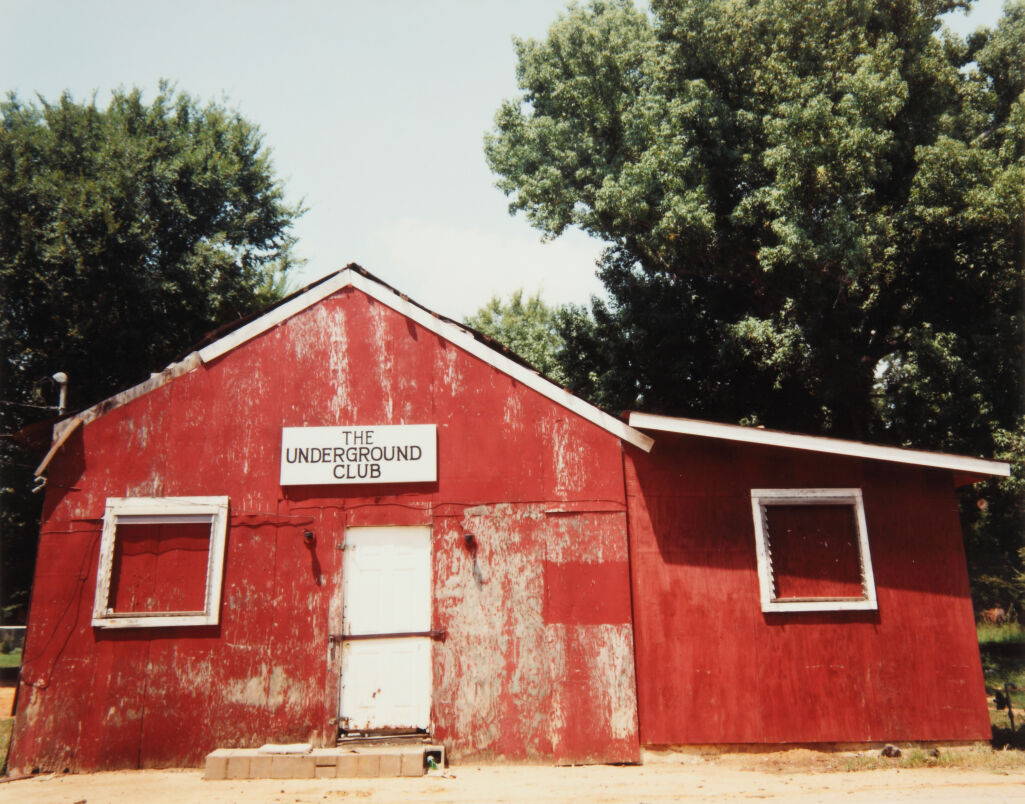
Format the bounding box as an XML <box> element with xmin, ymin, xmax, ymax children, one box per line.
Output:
<box><xmin>363</xmin><ymin>218</ymin><xmax>607</xmax><ymax>320</ymax></box>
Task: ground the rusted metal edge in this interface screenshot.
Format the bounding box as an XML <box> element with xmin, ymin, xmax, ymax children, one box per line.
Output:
<box><xmin>33</xmin><ymin>416</ymin><xmax>83</xmax><ymax>477</ymax></box>
<box><xmin>329</xmin><ymin>630</ymin><xmax>446</xmax><ymax>642</ymax></box>
<box><xmin>100</xmin><ymin>610</ymin><xmax>206</xmax><ymax>618</ymax></box>
<box><xmin>0</xmin><ymin>773</ymin><xmax>55</xmax><ymax>784</ymax></box>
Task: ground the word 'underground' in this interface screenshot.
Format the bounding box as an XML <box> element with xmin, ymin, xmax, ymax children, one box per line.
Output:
<box><xmin>284</xmin><ymin>430</ymin><xmax>423</xmax><ymax>480</ymax></box>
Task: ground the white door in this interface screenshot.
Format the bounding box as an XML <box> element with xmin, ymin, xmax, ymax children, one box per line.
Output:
<box><xmin>339</xmin><ymin>526</ymin><xmax>432</xmax><ymax>731</ymax></box>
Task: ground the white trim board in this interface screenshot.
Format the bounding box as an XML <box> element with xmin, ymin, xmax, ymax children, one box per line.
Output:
<box><xmin>341</xmin><ymin>271</ymin><xmax>650</xmax><ymax>452</ymax></box>
<box><xmin>91</xmin><ymin>496</ymin><xmax>229</xmax><ymax>629</ymax></box>
<box><xmin>45</xmin><ymin>268</ymin><xmax>653</xmax><ymax>459</ymax></box>
<box><xmin>628</xmin><ymin>412</ymin><xmax>1009</xmax><ymax>479</ymax></box>
<box><xmin>750</xmin><ymin>488</ymin><xmax>877</xmax><ymax>613</ymax></box>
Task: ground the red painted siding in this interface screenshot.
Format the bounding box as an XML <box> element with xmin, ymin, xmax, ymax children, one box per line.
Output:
<box><xmin>10</xmin><ymin>281</ymin><xmax>990</xmax><ymax>769</ymax></box>
<box><xmin>544</xmin><ymin>561</ymin><xmax>632</xmax><ymax>626</ymax></box>
<box><xmin>11</xmin><ymin>287</ymin><xmax>639</xmax><ymax>772</ymax></box>
<box><xmin>625</xmin><ymin>435</ymin><xmax>990</xmax><ymax>745</ymax></box>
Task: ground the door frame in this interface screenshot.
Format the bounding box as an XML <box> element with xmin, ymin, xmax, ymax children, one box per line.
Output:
<box><xmin>333</xmin><ymin>524</ymin><xmax>435</xmax><ymax>735</ymax></box>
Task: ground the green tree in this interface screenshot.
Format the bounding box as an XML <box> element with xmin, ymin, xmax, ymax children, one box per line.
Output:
<box><xmin>465</xmin><ymin>290</ymin><xmax>568</xmax><ymax>385</ymax></box>
<box><xmin>0</xmin><ymin>84</ymin><xmax>303</xmax><ymax>616</ymax></box>
<box><xmin>486</xmin><ymin>0</ymin><xmax>1024</xmax><ymax>607</ymax></box>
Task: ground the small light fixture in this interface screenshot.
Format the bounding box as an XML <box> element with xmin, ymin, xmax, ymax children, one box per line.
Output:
<box><xmin>303</xmin><ymin>529</ymin><xmax>316</xmax><ymax>546</ymax></box>
<box><xmin>463</xmin><ymin>533</ymin><xmax>477</xmax><ymax>550</ymax></box>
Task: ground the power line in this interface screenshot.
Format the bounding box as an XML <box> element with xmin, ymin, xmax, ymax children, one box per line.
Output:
<box><xmin>0</xmin><ymin>399</ymin><xmax>58</xmax><ymax>411</ymax></box>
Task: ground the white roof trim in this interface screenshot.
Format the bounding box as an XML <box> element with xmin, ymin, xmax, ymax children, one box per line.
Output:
<box><xmin>344</xmin><ymin>271</ymin><xmax>652</xmax><ymax>452</ymax></box>
<box><xmin>50</xmin><ymin>268</ymin><xmax>653</xmax><ymax>454</ymax></box>
<box><xmin>52</xmin><ymin>353</ymin><xmax>203</xmax><ymax>440</ymax></box>
<box><xmin>628</xmin><ymin>412</ymin><xmax>1009</xmax><ymax>477</ymax></box>
<box><xmin>196</xmin><ymin>271</ymin><xmax>355</xmax><ymax>364</ymax></box>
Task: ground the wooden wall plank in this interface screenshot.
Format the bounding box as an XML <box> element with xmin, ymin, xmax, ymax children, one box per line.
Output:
<box><xmin>11</xmin><ymin>285</ymin><xmax>637</xmax><ymax>772</ymax></box>
<box><xmin>625</xmin><ymin>436</ymin><xmax>989</xmax><ymax>745</ymax></box>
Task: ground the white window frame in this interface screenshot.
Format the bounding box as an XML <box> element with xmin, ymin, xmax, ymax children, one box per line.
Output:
<box><xmin>91</xmin><ymin>496</ymin><xmax>229</xmax><ymax>629</ymax></box>
<box><xmin>750</xmin><ymin>488</ymin><xmax>877</xmax><ymax>613</ymax></box>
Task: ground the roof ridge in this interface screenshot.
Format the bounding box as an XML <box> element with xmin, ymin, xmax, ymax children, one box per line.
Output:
<box><xmin>42</xmin><ymin>268</ymin><xmax>654</xmax><ymax>472</ymax></box>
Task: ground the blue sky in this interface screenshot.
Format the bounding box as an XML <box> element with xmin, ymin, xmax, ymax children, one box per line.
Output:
<box><xmin>1</xmin><ymin>0</ymin><xmax>1008</xmax><ymax>319</ymax></box>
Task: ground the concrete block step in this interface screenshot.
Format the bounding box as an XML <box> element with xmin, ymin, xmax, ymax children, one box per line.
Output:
<box><xmin>204</xmin><ymin>744</ymin><xmax>445</xmax><ymax>780</ymax></box>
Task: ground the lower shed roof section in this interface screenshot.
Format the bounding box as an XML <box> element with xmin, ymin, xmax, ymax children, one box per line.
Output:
<box><xmin>628</xmin><ymin>412</ymin><xmax>1010</xmax><ymax>486</ymax></box>
<box><xmin>622</xmin><ymin>432</ymin><xmax>992</xmax><ymax>746</ymax></box>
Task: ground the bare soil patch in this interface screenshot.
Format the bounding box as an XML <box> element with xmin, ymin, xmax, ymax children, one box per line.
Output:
<box><xmin>2</xmin><ymin>755</ymin><xmax>1024</xmax><ymax>804</ymax></box>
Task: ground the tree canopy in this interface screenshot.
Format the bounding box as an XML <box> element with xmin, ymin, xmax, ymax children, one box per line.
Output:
<box><xmin>0</xmin><ymin>84</ymin><xmax>302</xmax><ymax>616</ymax></box>
<box><xmin>486</xmin><ymin>0</ymin><xmax>1024</xmax><ymax>608</ymax></box>
<box><xmin>464</xmin><ymin>290</ymin><xmax>568</xmax><ymax>384</ymax></box>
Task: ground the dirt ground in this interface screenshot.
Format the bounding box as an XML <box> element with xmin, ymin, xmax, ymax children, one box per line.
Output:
<box><xmin>2</xmin><ymin>754</ymin><xmax>1024</xmax><ymax>804</ymax></box>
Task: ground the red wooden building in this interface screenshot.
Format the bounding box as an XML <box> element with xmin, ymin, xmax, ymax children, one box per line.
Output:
<box><xmin>622</xmin><ymin>413</ymin><xmax>1005</xmax><ymax>746</ymax></box>
<box><xmin>9</xmin><ymin>266</ymin><xmax>1008</xmax><ymax>772</ymax></box>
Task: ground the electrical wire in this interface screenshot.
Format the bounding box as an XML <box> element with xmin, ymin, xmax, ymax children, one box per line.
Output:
<box><xmin>0</xmin><ymin>399</ymin><xmax>59</xmax><ymax>411</ymax></box>
<box><xmin>18</xmin><ymin>495</ymin><xmax>628</xmax><ymax>687</ymax></box>
<box><xmin>18</xmin><ymin>529</ymin><xmax>100</xmax><ymax>688</ymax></box>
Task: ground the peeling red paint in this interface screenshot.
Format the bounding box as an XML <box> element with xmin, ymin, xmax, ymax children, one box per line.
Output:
<box><xmin>11</xmin><ymin>284</ymin><xmax>639</xmax><ymax>773</ymax></box>
<box><xmin>11</xmin><ymin>275</ymin><xmax>989</xmax><ymax>773</ymax></box>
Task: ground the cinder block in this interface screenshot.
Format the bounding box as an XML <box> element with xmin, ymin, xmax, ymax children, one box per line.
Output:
<box><xmin>379</xmin><ymin>753</ymin><xmax>401</xmax><ymax>777</ymax></box>
<box><xmin>248</xmin><ymin>754</ymin><xmax>275</xmax><ymax>778</ymax></box>
<box><xmin>204</xmin><ymin>749</ymin><xmax>230</xmax><ymax>780</ymax></box>
<box><xmin>314</xmin><ymin>763</ymin><xmax>337</xmax><ymax>778</ymax></box>
<box><xmin>336</xmin><ymin>753</ymin><xmax>359</xmax><ymax>777</ymax></box>
<box><xmin>226</xmin><ymin>755</ymin><xmax>251</xmax><ymax>779</ymax></box>
<box><xmin>271</xmin><ymin>755</ymin><xmax>315</xmax><ymax>779</ymax></box>
<box><xmin>400</xmin><ymin>750</ymin><xmax>424</xmax><ymax>777</ymax></box>
<box><xmin>356</xmin><ymin>753</ymin><xmax>381</xmax><ymax>777</ymax></box>
<box><xmin>312</xmin><ymin>750</ymin><xmax>337</xmax><ymax>766</ymax></box>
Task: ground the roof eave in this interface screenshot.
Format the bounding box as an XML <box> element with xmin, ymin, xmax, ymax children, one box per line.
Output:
<box><xmin>48</xmin><ymin>267</ymin><xmax>654</xmax><ymax>457</ymax></box>
<box><xmin>627</xmin><ymin>412</ymin><xmax>1010</xmax><ymax>481</ymax></box>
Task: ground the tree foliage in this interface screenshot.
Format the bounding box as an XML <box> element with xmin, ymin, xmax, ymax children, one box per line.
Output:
<box><xmin>486</xmin><ymin>0</ymin><xmax>1024</xmax><ymax>608</ymax></box>
<box><xmin>464</xmin><ymin>290</ymin><xmax>568</xmax><ymax>384</ymax></box>
<box><xmin>0</xmin><ymin>84</ymin><xmax>302</xmax><ymax>615</ymax></box>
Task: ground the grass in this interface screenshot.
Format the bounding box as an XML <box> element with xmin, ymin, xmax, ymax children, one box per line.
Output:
<box><xmin>977</xmin><ymin>622</ymin><xmax>1025</xmax><ymax>645</ymax></box>
<box><xmin>978</xmin><ymin>622</ymin><xmax>1025</xmax><ymax>751</ymax></box>
<box><xmin>839</xmin><ymin>744</ymin><xmax>1025</xmax><ymax>772</ymax></box>
<box><xmin>0</xmin><ymin>650</ymin><xmax>21</xmax><ymax>669</ymax></box>
<box><xmin>0</xmin><ymin>717</ymin><xmax>11</xmax><ymax>774</ymax></box>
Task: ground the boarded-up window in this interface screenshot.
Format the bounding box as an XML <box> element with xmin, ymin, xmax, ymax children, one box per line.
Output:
<box><xmin>108</xmin><ymin>521</ymin><xmax>212</xmax><ymax>614</ymax></box>
<box><xmin>750</xmin><ymin>489</ymin><xmax>877</xmax><ymax>612</ymax></box>
<box><xmin>92</xmin><ymin>497</ymin><xmax>229</xmax><ymax>628</ymax></box>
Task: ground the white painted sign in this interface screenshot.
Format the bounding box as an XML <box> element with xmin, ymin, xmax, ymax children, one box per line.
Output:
<box><xmin>280</xmin><ymin>425</ymin><xmax>437</xmax><ymax>485</ymax></box>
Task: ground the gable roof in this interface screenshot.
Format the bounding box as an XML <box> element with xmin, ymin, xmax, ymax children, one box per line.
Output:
<box><xmin>42</xmin><ymin>265</ymin><xmax>654</xmax><ymax>473</ymax></box>
<box><xmin>628</xmin><ymin>412</ymin><xmax>1010</xmax><ymax>486</ymax></box>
